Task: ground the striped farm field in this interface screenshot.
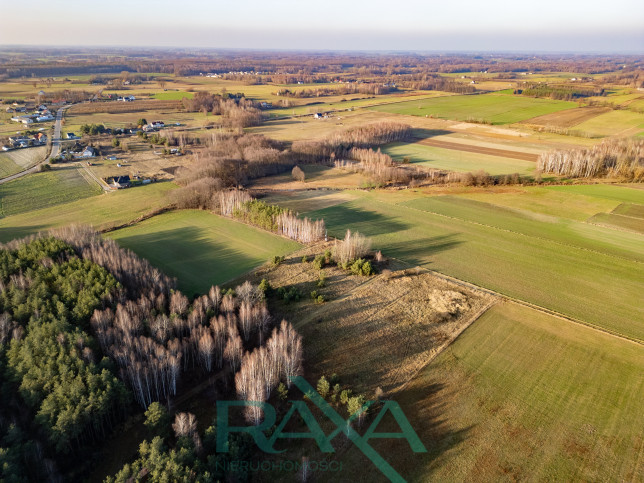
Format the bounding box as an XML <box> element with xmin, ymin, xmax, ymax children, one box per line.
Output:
<box><xmin>302</xmin><ymin>189</ymin><xmax>644</xmax><ymax>340</ymax></box>
<box><xmin>371</xmin><ymin>92</ymin><xmax>577</xmax><ymax>124</ymax></box>
<box><xmin>337</xmin><ymin>301</ymin><xmax>644</xmax><ymax>481</ymax></box>
<box><xmin>381</xmin><ymin>141</ymin><xmax>536</xmax><ymax>175</ymax></box>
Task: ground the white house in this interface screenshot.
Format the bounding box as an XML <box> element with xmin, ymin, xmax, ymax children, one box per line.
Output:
<box><xmin>81</xmin><ymin>146</ymin><xmax>97</xmax><ymax>158</ymax></box>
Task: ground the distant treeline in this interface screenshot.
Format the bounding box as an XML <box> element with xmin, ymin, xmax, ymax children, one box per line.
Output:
<box><xmin>538</xmin><ymin>138</ymin><xmax>644</xmax><ymax>180</ymax></box>
<box><xmin>275</xmin><ymin>83</ymin><xmax>398</xmax><ymax>98</ymax></box>
<box><xmin>2</xmin><ymin>50</ymin><xmax>642</xmax><ymax>78</ymax></box>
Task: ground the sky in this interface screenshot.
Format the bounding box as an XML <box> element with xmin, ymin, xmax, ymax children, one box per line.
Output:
<box><xmin>1</xmin><ymin>0</ymin><xmax>643</xmax><ymax>53</ymax></box>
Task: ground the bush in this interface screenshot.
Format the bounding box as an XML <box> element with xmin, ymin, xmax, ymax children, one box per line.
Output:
<box><xmin>301</xmin><ymin>255</ymin><xmax>309</xmax><ymax>263</ymax></box>
<box><xmin>310</xmin><ymin>290</ymin><xmax>319</xmax><ymax>300</ymax></box>
<box><xmin>277</xmin><ymin>285</ymin><xmax>300</xmax><ymax>303</ymax></box>
<box><xmin>350</xmin><ymin>258</ymin><xmax>373</xmax><ymax>276</ymax></box>
<box><xmin>112</xmin><ymin>137</ymin><xmax>120</xmax><ymax>147</ymax></box>
<box><xmin>271</xmin><ymin>255</ymin><xmax>285</xmax><ymax>266</ymax></box>
<box><xmin>312</xmin><ymin>254</ymin><xmax>326</xmax><ymax>270</ymax></box>
<box><xmin>317</xmin><ymin>271</ymin><xmax>327</xmax><ymax>288</ymax></box>
<box><xmin>316</xmin><ymin>295</ymin><xmax>326</xmax><ymax>304</ymax></box>
<box><xmin>39</xmin><ymin>163</ymin><xmax>51</xmax><ymax>172</ymax></box>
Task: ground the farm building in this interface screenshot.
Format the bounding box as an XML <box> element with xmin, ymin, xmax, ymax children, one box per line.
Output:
<box><xmin>81</xmin><ymin>146</ymin><xmax>97</xmax><ymax>158</ymax></box>
<box><xmin>109</xmin><ymin>175</ymin><xmax>131</xmax><ymax>189</ymax></box>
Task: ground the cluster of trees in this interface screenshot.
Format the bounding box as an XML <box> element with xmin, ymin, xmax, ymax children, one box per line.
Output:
<box><xmin>182</xmin><ymin>92</ymin><xmax>262</xmax><ymax>128</ymax></box>
<box><xmin>515</xmin><ymin>84</ymin><xmax>605</xmax><ymax>100</ymax></box>
<box><xmin>222</xmin><ymin>193</ymin><xmax>325</xmax><ymax>243</ymax></box>
<box><xmin>401</xmin><ymin>75</ymin><xmax>476</xmax><ymax>94</ymax></box>
<box><xmin>335</xmin><ymin>147</ymin><xmax>420</xmax><ymax>185</ymax></box>
<box><xmin>80</xmin><ymin>123</ymin><xmax>107</xmax><ymax>136</ymax></box>
<box><xmin>90</xmin><ymin>280</ymin><xmax>278</xmax><ymax>408</ymax></box>
<box><xmin>106</xmin><ymin>411</ymin><xmax>255</xmax><ymax>482</ymax></box>
<box><xmin>292</xmin><ymin>121</ymin><xmax>413</xmax><ymax>163</ymax></box>
<box><xmin>333</xmin><ymin>230</ymin><xmax>372</xmax><ymax>266</ymax></box>
<box><xmin>0</xmin><ymin>237</ymin><xmax>130</xmax><ymax>465</ymax></box>
<box><xmin>537</xmin><ymin>138</ymin><xmax>644</xmax><ymax>180</ymax></box>
<box><xmin>235</xmin><ymin>320</ymin><xmax>303</xmax><ymax>424</ymax></box>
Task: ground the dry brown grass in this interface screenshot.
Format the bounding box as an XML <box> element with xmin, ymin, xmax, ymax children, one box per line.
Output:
<box><xmin>522</xmin><ymin>106</ymin><xmax>610</xmax><ymax>128</ymax></box>
<box><xmin>235</xmin><ymin>242</ymin><xmax>495</xmax><ymax>395</ymax></box>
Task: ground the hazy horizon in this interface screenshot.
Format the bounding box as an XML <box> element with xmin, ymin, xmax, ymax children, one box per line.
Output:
<box><xmin>1</xmin><ymin>0</ymin><xmax>642</xmax><ymax>54</ymax></box>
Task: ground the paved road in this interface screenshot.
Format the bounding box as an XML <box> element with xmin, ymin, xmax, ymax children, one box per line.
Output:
<box><xmin>0</xmin><ymin>104</ymin><xmax>69</xmax><ymax>184</ymax></box>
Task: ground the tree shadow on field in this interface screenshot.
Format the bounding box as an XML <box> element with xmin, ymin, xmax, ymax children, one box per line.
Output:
<box><xmin>112</xmin><ymin>226</ymin><xmax>268</xmax><ymax>298</ymax></box>
<box><xmin>382</xmin><ymin>234</ymin><xmax>462</xmax><ymax>266</ymax></box>
<box><xmin>312</xmin><ymin>203</ymin><xmax>410</xmax><ymax>237</ymax></box>
<box><xmin>0</xmin><ymin>224</ymin><xmax>49</xmax><ymax>243</ymax></box>
<box><xmin>412</xmin><ymin>128</ymin><xmax>454</xmax><ymax>140</ymax></box>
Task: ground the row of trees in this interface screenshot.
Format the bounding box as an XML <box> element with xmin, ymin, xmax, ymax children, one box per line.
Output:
<box><xmin>537</xmin><ymin>138</ymin><xmax>644</xmax><ymax>180</ymax></box>
<box><xmin>221</xmin><ymin>192</ymin><xmax>326</xmax><ymax>243</ymax></box>
<box><xmin>292</xmin><ymin>121</ymin><xmax>413</xmax><ymax>163</ymax></box>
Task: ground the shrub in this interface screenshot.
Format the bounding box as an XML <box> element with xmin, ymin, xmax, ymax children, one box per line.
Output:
<box><xmin>312</xmin><ymin>254</ymin><xmax>326</xmax><ymax>270</ymax></box>
<box><xmin>350</xmin><ymin>258</ymin><xmax>373</xmax><ymax>276</ymax></box>
<box><xmin>277</xmin><ymin>285</ymin><xmax>300</xmax><ymax>303</ymax></box>
<box><xmin>301</xmin><ymin>255</ymin><xmax>309</xmax><ymax>263</ymax></box>
<box><xmin>317</xmin><ymin>271</ymin><xmax>327</xmax><ymax>288</ymax></box>
<box><xmin>271</xmin><ymin>255</ymin><xmax>285</xmax><ymax>266</ymax></box>
<box><xmin>316</xmin><ymin>295</ymin><xmax>326</xmax><ymax>304</ymax></box>
<box><xmin>339</xmin><ymin>389</ymin><xmax>352</xmax><ymax>405</ymax></box>
<box><xmin>317</xmin><ymin>376</ymin><xmax>330</xmax><ymax>399</ymax></box>
<box><xmin>310</xmin><ymin>290</ymin><xmax>319</xmax><ymax>300</ymax></box>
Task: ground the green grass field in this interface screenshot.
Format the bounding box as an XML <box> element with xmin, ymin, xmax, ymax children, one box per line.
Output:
<box><xmin>371</xmin><ymin>93</ymin><xmax>577</xmax><ymax>124</ymax></box>
<box><xmin>107</xmin><ymin>210</ymin><xmax>301</xmax><ymax>295</ymax></box>
<box><xmin>381</xmin><ymin>141</ymin><xmax>536</xmax><ymax>175</ymax></box>
<box><xmin>300</xmin><ymin>189</ymin><xmax>644</xmax><ymax>340</ymax></box>
<box><xmin>0</xmin><ymin>167</ymin><xmax>101</xmax><ymax>218</ymax></box>
<box><xmin>340</xmin><ymin>302</ymin><xmax>644</xmax><ymax>482</ymax></box>
<box><xmin>0</xmin><ymin>181</ymin><xmax>175</xmax><ymax>242</ymax></box>
<box><xmin>0</xmin><ymin>146</ymin><xmax>47</xmax><ymax>177</ymax></box>
<box><xmin>571</xmin><ymin>109</ymin><xmax>644</xmax><ymax>137</ymax></box>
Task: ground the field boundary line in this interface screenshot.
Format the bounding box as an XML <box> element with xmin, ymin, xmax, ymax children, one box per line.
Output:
<box><xmin>392</xmin><ymin>297</ymin><xmax>499</xmax><ymax>397</ymax></box>
<box><xmin>388</xmin><ymin>257</ymin><xmax>644</xmax><ymax>346</ymax></box>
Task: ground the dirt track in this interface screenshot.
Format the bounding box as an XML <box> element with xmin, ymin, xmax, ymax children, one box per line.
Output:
<box><xmin>412</xmin><ymin>137</ymin><xmax>540</xmax><ymax>162</ymax></box>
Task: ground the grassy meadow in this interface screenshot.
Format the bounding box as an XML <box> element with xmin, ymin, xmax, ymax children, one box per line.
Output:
<box><xmin>337</xmin><ymin>301</ymin><xmax>644</xmax><ymax>482</ymax></box>
<box><xmin>371</xmin><ymin>93</ymin><xmax>577</xmax><ymax>124</ymax></box>
<box><xmin>107</xmin><ymin>210</ymin><xmax>301</xmax><ymax>295</ymax></box>
<box><xmin>0</xmin><ymin>166</ymin><xmax>101</xmax><ymax>218</ymax></box>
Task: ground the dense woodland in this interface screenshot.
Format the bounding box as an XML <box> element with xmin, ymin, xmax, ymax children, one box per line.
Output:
<box><xmin>0</xmin><ymin>228</ymin><xmax>306</xmax><ymax>481</ymax></box>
